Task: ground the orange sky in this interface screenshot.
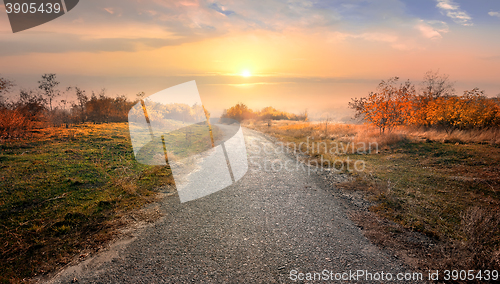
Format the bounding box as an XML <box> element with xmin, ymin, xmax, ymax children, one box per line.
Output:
<box><xmin>1</xmin><ymin>0</ymin><xmax>500</xmax><ymax>119</ymax></box>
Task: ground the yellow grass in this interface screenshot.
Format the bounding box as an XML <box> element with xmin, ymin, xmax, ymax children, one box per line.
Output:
<box><xmin>402</xmin><ymin>127</ymin><xmax>500</xmax><ymax>144</ymax></box>
<box><xmin>244</xmin><ymin>119</ymin><xmax>500</xmax><ymax>147</ymax></box>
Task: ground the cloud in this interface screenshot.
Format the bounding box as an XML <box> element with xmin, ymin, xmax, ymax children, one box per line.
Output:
<box><xmin>0</xmin><ymin>33</ymin><xmax>206</xmax><ymax>56</ymax></box>
<box><xmin>489</xmin><ymin>11</ymin><xmax>500</xmax><ymax>18</ymax></box>
<box><xmin>0</xmin><ymin>0</ymin><xmax>344</xmax><ymax>55</ymax></box>
<box><xmin>104</xmin><ymin>8</ymin><xmax>116</xmax><ymax>15</ymax></box>
<box><xmin>329</xmin><ymin>30</ymin><xmax>423</xmax><ymax>51</ymax></box>
<box><xmin>416</xmin><ymin>20</ymin><xmax>448</xmax><ymax>39</ymax></box>
<box><xmin>328</xmin><ymin>31</ymin><xmax>398</xmax><ymax>44</ymax></box>
<box><xmin>0</xmin><ymin>0</ymin><xmax>449</xmax><ymax>55</ymax></box>
<box><xmin>329</xmin><ymin>17</ymin><xmax>450</xmax><ymax>51</ymax></box>
<box><xmin>417</xmin><ymin>24</ymin><xmax>441</xmax><ymax>39</ymax></box>
<box><xmin>436</xmin><ymin>0</ymin><xmax>458</xmax><ymax>10</ymax></box>
<box><xmin>358</xmin><ymin>32</ymin><xmax>399</xmax><ymax>43</ymax></box>
<box><xmin>435</xmin><ymin>0</ymin><xmax>473</xmax><ymax>26</ymax></box>
<box><xmin>208</xmin><ymin>2</ymin><xmax>235</xmax><ymax>16</ymax></box>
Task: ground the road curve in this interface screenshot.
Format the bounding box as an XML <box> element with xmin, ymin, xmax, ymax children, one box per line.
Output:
<box><xmin>47</xmin><ymin>128</ymin><xmax>421</xmax><ymax>283</ymax></box>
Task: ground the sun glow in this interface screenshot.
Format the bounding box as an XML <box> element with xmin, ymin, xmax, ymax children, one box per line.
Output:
<box><xmin>241</xmin><ymin>70</ymin><xmax>251</xmax><ymax>77</ymax></box>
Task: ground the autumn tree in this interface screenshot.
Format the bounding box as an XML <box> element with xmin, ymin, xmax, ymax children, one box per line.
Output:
<box><xmin>222</xmin><ymin>103</ymin><xmax>255</xmax><ymax>121</ymax></box>
<box><xmin>258</xmin><ymin>107</ymin><xmax>293</xmax><ymax>120</ymax></box>
<box><xmin>349</xmin><ymin>77</ymin><xmax>415</xmax><ymax>133</ymax></box>
<box><xmin>86</xmin><ymin>89</ymin><xmax>112</xmax><ymax>123</ymax></box>
<box><xmin>412</xmin><ymin>70</ymin><xmax>455</xmax><ymax>126</ymax></box>
<box><xmin>458</xmin><ymin>89</ymin><xmax>498</xmax><ymax>129</ymax></box>
<box><xmin>426</xmin><ymin>88</ymin><xmax>499</xmax><ymax>132</ymax></box>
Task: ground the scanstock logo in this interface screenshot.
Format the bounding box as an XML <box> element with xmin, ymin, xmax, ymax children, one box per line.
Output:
<box><xmin>128</xmin><ymin>81</ymin><xmax>249</xmax><ymax>203</ymax></box>
<box><xmin>3</xmin><ymin>0</ymin><xmax>79</xmax><ymax>33</ymax></box>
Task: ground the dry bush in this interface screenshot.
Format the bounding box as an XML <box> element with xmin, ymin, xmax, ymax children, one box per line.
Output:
<box><xmin>458</xmin><ymin>206</ymin><xmax>500</xmax><ymax>271</ymax></box>
<box><xmin>47</xmin><ymin>109</ymin><xmax>72</xmax><ymax>128</ymax></box>
<box><xmin>0</xmin><ymin>108</ymin><xmax>38</xmax><ymax>138</ymax></box>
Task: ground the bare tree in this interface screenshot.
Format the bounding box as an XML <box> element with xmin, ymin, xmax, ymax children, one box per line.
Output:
<box><xmin>421</xmin><ymin>70</ymin><xmax>455</xmax><ymax>98</ymax></box>
<box><xmin>67</xmin><ymin>86</ymin><xmax>88</xmax><ymax>123</ymax></box>
<box><xmin>0</xmin><ymin>76</ymin><xmax>14</xmax><ymax>106</ymax></box>
<box><xmin>38</xmin><ymin>73</ymin><xmax>61</xmax><ymax>111</ymax></box>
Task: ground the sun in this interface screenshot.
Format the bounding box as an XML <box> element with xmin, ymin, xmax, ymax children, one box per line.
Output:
<box><xmin>241</xmin><ymin>70</ymin><xmax>251</xmax><ymax>77</ymax></box>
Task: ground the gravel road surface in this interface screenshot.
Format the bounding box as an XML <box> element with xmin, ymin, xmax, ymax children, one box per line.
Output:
<box><xmin>47</xmin><ymin>128</ymin><xmax>423</xmax><ymax>283</ymax></box>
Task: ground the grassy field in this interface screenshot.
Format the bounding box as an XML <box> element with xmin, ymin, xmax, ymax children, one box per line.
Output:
<box><xmin>245</xmin><ymin>120</ymin><xmax>500</xmax><ymax>275</ymax></box>
<box><xmin>2</xmin><ymin>120</ymin><xmax>498</xmax><ymax>282</ymax></box>
<box><xmin>0</xmin><ymin>123</ymin><xmax>175</xmax><ymax>283</ymax></box>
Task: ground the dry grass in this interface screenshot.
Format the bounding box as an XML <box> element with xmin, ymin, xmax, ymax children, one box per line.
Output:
<box><xmin>353</xmin><ymin>128</ymin><xmax>407</xmax><ymax>149</ymax></box>
<box><xmin>352</xmin><ymin>207</ymin><xmax>500</xmax><ymax>283</ymax></box>
<box><xmin>246</xmin><ymin>119</ymin><xmax>500</xmax><ymax>146</ymax></box>
<box><xmin>244</xmin><ymin>120</ymin><xmax>406</xmax><ymax>155</ymax></box>
<box><xmin>458</xmin><ymin>207</ymin><xmax>500</xmax><ymax>271</ymax></box>
<box><xmin>402</xmin><ymin>127</ymin><xmax>500</xmax><ymax>145</ymax></box>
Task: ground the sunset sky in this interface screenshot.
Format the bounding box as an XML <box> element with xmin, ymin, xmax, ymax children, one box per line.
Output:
<box><xmin>1</xmin><ymin>0</ymin><xmax>500</xmax><ymax>119</ymax></box>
